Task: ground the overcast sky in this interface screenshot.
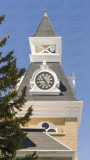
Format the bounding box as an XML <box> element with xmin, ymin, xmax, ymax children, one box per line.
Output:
<box><xmin>0</xmin><ymin>0</ymin><xmax>90</xmax><ymax>159</ymax></box>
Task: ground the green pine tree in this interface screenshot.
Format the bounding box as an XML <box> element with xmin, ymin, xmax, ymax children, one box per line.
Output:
<box><xmin>0</xmin><ymin>14</ymin><xmax>38</xmax><ymax>160</ymax></box>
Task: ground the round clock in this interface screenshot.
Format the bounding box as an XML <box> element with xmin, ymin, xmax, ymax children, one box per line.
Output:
<box><xmin>35</xmin><ymin>72</ymin><xmax>54</xmax><ymax>90</ymax></box>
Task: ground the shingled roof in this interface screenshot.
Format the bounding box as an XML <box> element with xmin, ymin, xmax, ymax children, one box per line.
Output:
<box><xmin>20</xmin><ymin>128</ymin><xmax>71</xmax><ymax>151</ymax></box>
<box><xmin>17</xmin><ymin>62</ymin><xmax>79</xmax><ymax>101</ymax></box>
<box><xmin>33</xmin><ymin>12</ymin><xmax>57</xmax><ymax>37</ymax></box>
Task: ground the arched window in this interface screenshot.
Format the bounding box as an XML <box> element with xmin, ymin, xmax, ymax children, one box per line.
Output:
<box><xmin>47</xmin><ymin>129</ymin><xmax>56</xmax><ymax>132</ymax></box>
<box><xmin>42</xmin><ymin>122</ymin><xmax>49</xmax><ymax>129</ymax></box>
<box><xmin>36</xmin><ymin>122</ymin><xmax>58</xmax><ymax>133</ymax></box>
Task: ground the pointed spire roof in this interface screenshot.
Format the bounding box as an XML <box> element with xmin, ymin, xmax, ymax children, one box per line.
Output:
<box><xmin>33</xmin><ymin>13</ymin><xmax>57</xmax><ymax>37</ymax></box>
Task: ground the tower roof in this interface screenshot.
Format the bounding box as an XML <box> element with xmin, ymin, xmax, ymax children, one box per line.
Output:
<box><xmin>33</xmin><ymin>13</ymin><xmax>57</xmax><ymax>37</ymax></box>
<box><xmin>17</xmin><ymin>62</ymin><xmax>79</xmax><ymax>101</ymax></box>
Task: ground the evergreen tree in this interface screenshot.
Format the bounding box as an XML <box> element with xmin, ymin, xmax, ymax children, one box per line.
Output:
<box><xmin>0</xmin><ymin>14</ymin><xmax>38</xmax><ymax>160</ymax></box>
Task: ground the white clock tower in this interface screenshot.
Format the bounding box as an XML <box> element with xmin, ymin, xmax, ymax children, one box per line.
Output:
<box><xmin>17</xmin><ymin>11</ymin><xmax>83</xmax><ymax>160</ymax></box>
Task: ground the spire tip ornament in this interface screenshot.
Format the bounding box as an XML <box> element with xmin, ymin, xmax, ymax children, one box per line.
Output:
<box><xmin>45</xmin><ymin>2</ymin><xmax>47</xmax><ymax>12</ymax></box>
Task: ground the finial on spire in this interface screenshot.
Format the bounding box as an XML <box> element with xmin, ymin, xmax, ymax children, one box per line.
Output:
<box><xmin>45</xmin><ymin>1</ymin><xmax>47</xmax><ymax>12</ymax></box>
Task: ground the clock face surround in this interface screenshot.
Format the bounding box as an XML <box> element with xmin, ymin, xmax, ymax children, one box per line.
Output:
<box><xmin>35</xmin><ymin>72</ymin><xmax>54</xmax><ymax>90</ymax></box>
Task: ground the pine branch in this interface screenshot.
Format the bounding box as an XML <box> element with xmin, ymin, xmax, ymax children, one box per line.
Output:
<box><xmin>0</xmin><ymin>51</ymin><xmax>3</xmax><ymax>57</ymax></box>
<box><xmin>16</xmin><ymin>152</ymin><xmax>38</xmax><ymax>160</ymax></box>
<box><xmin>0</xmin><ymin>13</ymin><xmax>5</xmax><ymax>24</ymax></box>
<box><xmin>0</xmin><ymin>53</ymin><xmax>26</xmax><ymax>92</ymax></box>
<box><xmin>16</xmin><ymin>106</ymin><xmax>33</xmax><ymax>126</ymax></box>
<box><xmin>0</xmin><ymin>87</ymin><xmax>27</xmax><ymax>119</ymax></box>
<box><xmin>0</xmin><ymin>14</ymin><xmax>36</xmax><ymax>160</ymax></box>
<box><xmin>0</xmin><ymin>50</ymin><xmax>14</xmax><ymax>63</ymax></box>
<box><xmin>0</xmin><ymin>34</ymin><xmax>10</xmax><ymax>47</ymax></box>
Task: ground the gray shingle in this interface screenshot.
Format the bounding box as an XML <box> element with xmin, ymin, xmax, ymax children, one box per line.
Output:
<box><xmin>17</xmin><ymin>62</ymin><xmax>79</xmax><ymax>101</ymax></box>
<box><xmin>33</xmin><ymin>13</ymin><xmax>57</xmax><ymax>37</ymax></box>
<box><xmin>21</xmin><ymin>129</ymin><xmax>70</xmax><ymax>151</ymax></box>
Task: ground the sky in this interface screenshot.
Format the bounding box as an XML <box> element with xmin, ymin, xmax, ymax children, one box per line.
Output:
<box><xmin>0</xmin><ymin>0</ymin><xmax>90</xmax><ymax>159</ymax></box>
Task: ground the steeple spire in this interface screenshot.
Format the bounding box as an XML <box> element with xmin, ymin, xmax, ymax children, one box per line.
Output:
<box><xmin>33</xmin><ymin>4</ymin><xmax>57</xmax><ymax>37</ymax></box>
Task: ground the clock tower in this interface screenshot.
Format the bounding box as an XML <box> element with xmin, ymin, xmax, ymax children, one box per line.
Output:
<box><xmin>17</xmin><ymin>12</ymin><xmax>83</xmax><ymax>160</ymax></box>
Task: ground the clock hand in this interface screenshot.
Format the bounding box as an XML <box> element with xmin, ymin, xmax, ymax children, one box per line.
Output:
<box><xmin>41</xmin><ymin>76</ymin><xmax>48</xmax><ymax>85</ymax></box>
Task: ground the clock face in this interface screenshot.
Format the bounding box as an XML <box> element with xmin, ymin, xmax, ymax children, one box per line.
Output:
<box><xmin>35</xmin><ymin>72</ymin><xmax>54</xmax><ymax>90</ymax></box>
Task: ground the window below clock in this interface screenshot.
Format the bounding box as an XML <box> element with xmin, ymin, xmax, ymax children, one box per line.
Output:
<box><xmin>47</xmin><ymin>128</ymin><xmax>56</xmax><ymax>133</ymax></box>
<box><xmin>42</xmin><ymin>122</ymin><xmax>49</xmax><ymax>129</ymax></box>
<box><xmin>36</xmin><ymin>121</ymin><xmax>58</xmax><ymax>133</ymax></box>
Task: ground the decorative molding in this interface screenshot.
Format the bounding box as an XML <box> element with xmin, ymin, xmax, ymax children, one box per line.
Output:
<box><xmin>16</xmin><ymin>101</ymin><xmax>83</xmax><ymax>127</ymax></box>
<box><xmin>16</xmin><ymin>150</ymin><xmax>75</xmax><ymax>159</ymax></box>
<box><xmin>29</xmin><ymin>53</ymin><xmax>61</xmax><ymax>63</ymax></box>
<box><xmin>35</xmin><ymin>44</ymin><xmax>56</xmax><ymax>53</ymax></box>
<box><xmin>49</xmin><ymin>133</ymin><xmax>65</xmax><ymax>136</ymax></box>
